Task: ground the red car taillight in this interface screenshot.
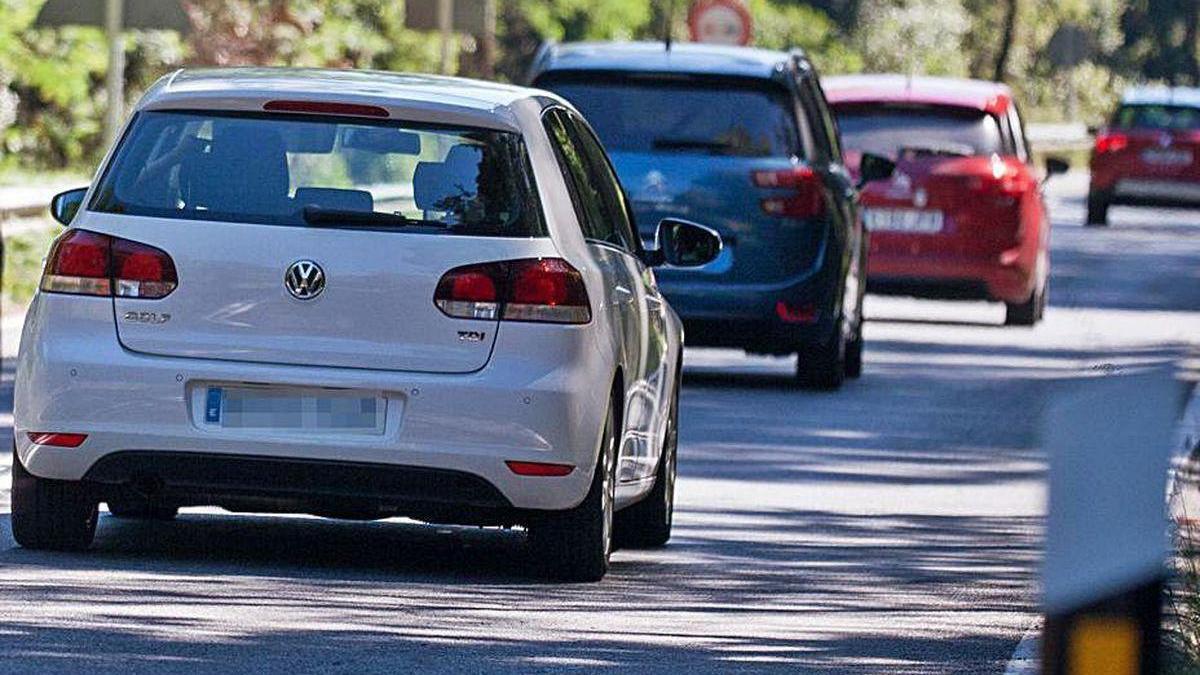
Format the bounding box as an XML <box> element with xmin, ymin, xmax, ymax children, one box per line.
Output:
<box><xmin>948</xmin><ymin>157</ymin><xmax>1028</xmax><ymax>201</ymax></box>
<box><xmin>41</xmin><ymin>229</ymin><xmax>177</xmax><ymax>299</ymax></box>
<box><xmin>505</xmin><ymin>460</ymin><xmax>575</xmax><ymax>476</ymax></box>
<box><xmin>752</xmin><ymin>165</ymin><xmax>826</xmax><ymax>219</ymax></box>
<box><xmin>435</xmin><ymin>258</ymin><xmax>591</xmax><ymax>324</ymax></box>
<box><xmin>1094</xmin><ymin>132</ymin><xmax>1129</xmax><ymax>155</ymax></box>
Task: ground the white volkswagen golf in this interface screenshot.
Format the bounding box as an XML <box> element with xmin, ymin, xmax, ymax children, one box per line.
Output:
<box><xmin>11</xmin><ymin>68</ymin><xmax>721</xmax><ymax>582</ymax></box>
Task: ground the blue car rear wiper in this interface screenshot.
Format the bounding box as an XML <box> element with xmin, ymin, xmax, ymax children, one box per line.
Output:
<box><xmin>651</xmin><ymin>138</ymin><xmax>736</xmax><ymax>154</ymax></box>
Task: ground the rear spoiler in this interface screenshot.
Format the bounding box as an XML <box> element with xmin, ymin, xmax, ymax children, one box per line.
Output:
<box><xmin>524</xmin><ymin>40</ymin><xmax>558</xmax><ymax>87</ymax></box>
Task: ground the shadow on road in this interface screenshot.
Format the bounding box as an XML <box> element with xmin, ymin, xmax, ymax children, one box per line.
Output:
<box><xmin>2</xmin><ymin>190</ymin><xmax>1198</xmax><ymax>672</ymax></box>
<box><xmin>0</xmin><ymin>330</ymin><xmax>1145</xmax><ymax>673</ymax></box>
<box><xmin>0</xmin><ymin>499</ymin><xmax>1039</xmax><ymax>674</ymax></box>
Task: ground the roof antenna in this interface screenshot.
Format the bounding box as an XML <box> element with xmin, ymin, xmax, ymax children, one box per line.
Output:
<box><xmin>663</xmin><ymin>0</ymin><xmax>675</xmax><ymax>51</ymax></box>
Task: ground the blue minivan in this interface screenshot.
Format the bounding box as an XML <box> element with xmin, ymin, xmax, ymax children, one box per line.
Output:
<box><xmin>530</xmin><ymin>42</ymin><xmax>890</xmax><ymax>388</ymax></box>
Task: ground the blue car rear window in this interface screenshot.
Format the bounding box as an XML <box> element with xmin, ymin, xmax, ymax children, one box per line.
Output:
<box><xmin>540</xmin><ymin>75</ymin><xmax>799</xmax><ymax>158</ymax></box>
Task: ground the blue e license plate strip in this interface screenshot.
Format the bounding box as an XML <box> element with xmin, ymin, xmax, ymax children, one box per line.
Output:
<box><xmin>205</xmin><ymin>387</ymin><xmax>223</xmax><ymax>423</ymax></box>
<box><xmin>198</xmin><ymin>384</ymin><xmax>386</xmax><ymax>435</ymax></box>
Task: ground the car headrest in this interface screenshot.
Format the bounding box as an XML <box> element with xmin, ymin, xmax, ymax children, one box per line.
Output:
<box><xmin>293</xmin><ymin>187</ymin><xmax>374</xmax><ymax>213</ymax></box>
<box><xmin>412</xmin><ymin>144</ymin><xmax>483</xmax><ymax>211</ymax></box>
<box><xmin>192</xmin><ymin>120</ymin><xmax>291</xmax><ymax>215</ymax></box>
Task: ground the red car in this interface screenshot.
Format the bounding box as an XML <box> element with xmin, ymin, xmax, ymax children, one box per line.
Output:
<box><xmin>1088</xmin><ymin>87</ymin><xmax>1200</xmax><ymax>226</ymax></box>
<box><xmin>824</xmin><ymin>75</ymin><xmax>1068</xmax><ymax>326</ymax></box>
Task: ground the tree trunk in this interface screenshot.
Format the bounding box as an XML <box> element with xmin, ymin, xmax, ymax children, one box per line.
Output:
<box><xmin>993</xmin><ymin>0</ymin><xmax>1019</xmax><ymax>82</ymax></box>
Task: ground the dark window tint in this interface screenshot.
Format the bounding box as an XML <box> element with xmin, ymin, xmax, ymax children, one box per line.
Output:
<box><xmin>564</xmin><ymin>113</ymin><xmax>638</xmax><ymax>251</ymax></box>
<box><xmin>539</xmin><ymin>75</ymin><xmax>798</xmax><ymax>158</ymax></box>
<box><xmin>543</xmin><ymin>109</ymin><xmax>614</xmax><ymax>243</ymax></box>
<box><xmin>1007</xmin><ymin>104</ymin><xmax>1031</xmax><ymax>162</ymax></box>
<box><xmin>1113</xmin><ymin>104</ymin><xmax>1200</xmax><ymax>131</ymax></box>
<box><xmin>91</xmin><ymin>110</ymin><xmax>546</xmax><ymax>237</ymax></box>
<box><xmin>834</xmin><ymin>104</ymin><xmax>1005</xmax><ymax>159</ymax></box>
<box><xmin>797</xmin><ymin>70</ymin><xmax>840</xmax><ymax>161</ymax></box>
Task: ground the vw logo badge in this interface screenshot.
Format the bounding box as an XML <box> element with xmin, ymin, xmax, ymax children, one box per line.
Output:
<box><xmin>284</xmin><ymin>260</ymin><xmax>325</xmax><ymax>300</ymax></box>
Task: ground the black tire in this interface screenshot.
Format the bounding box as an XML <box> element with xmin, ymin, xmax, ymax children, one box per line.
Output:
<box><xmin>1005</xmin><ymin>287</ymin><xmax>1041</xmax><ymax>327</ymax></box>
<box><xmin>10</xmin><ymin>444</ymin><xmax>98</xmax><ymax>551</ymax></box>
<box><xmin>1086</xmin><ymin>191</ymin><xmax>1109</xmax><ymax>227</ymax></box>
<box><xmin>796</xmin><ymin>314</ymin><xmax>846</xmax><ymax>390</ymax></box>
<box><xmin>528</xmin><ymin>400</ymin><xmax>617</xmax><ymax>582</ymax></box>
<box><xmin>844</xmin><ymin>316</ymin><xmax>864</xmax><ymax>379</ymax></box>
<box><xmin>1035</xmin><ymin>275</ymin><xmax>1049</xmax><ymax>321</ymax></box>
<box><xmin>106</xmin><ymin>497</ymin><xmax>178</xmax><ymax>521</ymax></box>
<box><xmin>614</xmin><ymin>376</ymin><xmax>678</xmax><ymax>549</ymax></box>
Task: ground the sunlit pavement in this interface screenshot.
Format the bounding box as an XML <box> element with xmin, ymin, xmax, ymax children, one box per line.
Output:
<box><xmin>1</xmin><ymin>172</ymin><xmax>1198</xmax><ymax>674</ymax></box>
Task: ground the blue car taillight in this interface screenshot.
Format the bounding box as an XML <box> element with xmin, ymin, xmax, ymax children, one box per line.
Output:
<box><xmin>753</xmin><ymin>165</ymin><xmax>826</xmax><ymax>219</ymax></box>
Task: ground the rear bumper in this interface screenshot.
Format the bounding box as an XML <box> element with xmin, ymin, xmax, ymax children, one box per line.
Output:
<box><xmin>867</xmin><ymin>253</ymin><xmax>1033</xmax><ymax>304</ymax></box>
<box><xmin>1099</xmin><ymin>179</ymin><xmax>1200</xmax><ymax>207</ymax></box>
<box><xmin>14</xmin><ymin>294</ymin><xmax>611</xmax><ymax>514</ymax></box>
<box><xmin>81</xmin><ymin>452</ymin><xmax>517</xmax><ymax>524</ymax></box>
<box><xmin>659</xmin><ymin>255</ymin><xmax>839</xmax><ymax>352</ymax></box>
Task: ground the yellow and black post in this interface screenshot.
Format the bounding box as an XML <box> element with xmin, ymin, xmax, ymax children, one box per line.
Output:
<box><xmin>1040</xmin><ymin>375</ymin><xmax>1179</xmax><ymax>675</ymax></box>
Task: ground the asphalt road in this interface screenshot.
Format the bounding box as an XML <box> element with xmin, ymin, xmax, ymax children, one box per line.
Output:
<box><xmin>1</xmin><ymin>173</ymin><xmax>1198</xmax><ymax>674</ymax></box>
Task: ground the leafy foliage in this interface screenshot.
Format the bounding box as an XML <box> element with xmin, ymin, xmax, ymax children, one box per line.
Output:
<box><xmin>0</xmin><ymin>0</ymin><xmax>1198</xmax><ymax>176</ymax></box>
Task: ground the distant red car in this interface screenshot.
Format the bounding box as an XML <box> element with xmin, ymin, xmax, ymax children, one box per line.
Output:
<box><xmin>1088</xmin><ymin>87</ymin><xmax>1200</xmax><ymax>226</ymax></box>
<box><xmin>824</xmin><ymin>75</ymin><xmax>1068</xmax><ymax>326</ymax></box>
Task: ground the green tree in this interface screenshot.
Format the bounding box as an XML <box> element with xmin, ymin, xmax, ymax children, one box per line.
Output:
<box><xmin>496</xmin><ymin>0</ymin><xmax>655</xmax><ymax>82</ymax></box>
<box><xmin>857</xmin><ymin>0</ymin><xmax>971</xmax><ymax>76</ymax></box>
<box><xmin>1121</xmin><ymin>0</ymin><xmax>1200</xmax><ymax>85</ymax></box>
<box><xmin>748</xmin><ymin>0</ymin><xmax>863</xmax><ymax>73</ymax></box>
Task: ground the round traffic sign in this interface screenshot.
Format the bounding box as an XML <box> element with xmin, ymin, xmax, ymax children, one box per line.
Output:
<box><xmin>688</xmin><ymin>0</ymin><xmax>753</xmax><ymax>46</ymax></box>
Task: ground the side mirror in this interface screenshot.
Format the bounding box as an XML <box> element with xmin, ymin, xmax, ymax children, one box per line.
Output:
<box><xmin>644</xmin><ymin>218</ymin><xmax>722</xmax><ymax>268</ymax></box>
<box><xmin>50</xmin><ymin>187</ymin><xmax>88</xmax><ymax>226</ymax></box>
<box><xmin>1045</xmin><ymin>156</ymin><xmax>1070</xmax><ymax>177</ymax></box>
<box><xmin>858</xmin><ymin>153</ymin><xmax>896</xmax><ymax>188</ymax></box>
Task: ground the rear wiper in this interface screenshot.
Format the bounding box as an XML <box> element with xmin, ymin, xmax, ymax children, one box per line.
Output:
<box><xmin>301</xmin><ymin>206</ymin><xmax>442</xmax><ymax>229</ymax></box>
<box><xmin>652</xmin><ymin>138</ymin><xmax>736</xmax><ymax>154</ymax></box>
<box><xmin>899</xmin><ymin>144</ymin><xmax>973</xmax><ymax>159</ymax></box>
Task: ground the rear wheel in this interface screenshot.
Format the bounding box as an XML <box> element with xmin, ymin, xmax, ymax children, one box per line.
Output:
<box><xmin>796</xmin><ymin>314</ymin><xmax>846</xmax><ymax>390</ymax></box>
<box><xmin>844</xmin><ymin>315</ymin><xmax>864</xmax><ymax>379</ymax></box>
<box><xmin>1086</xmin><ymin>191</ymin><xmax>1109</xmax><ymax>227</ymax></box>
<box><xmin>11</xmin><ymin>444</ymin><xmax>98</xmax><ymax>551</ymax></box>
<box><xmin>615</xmin><ymin>376</ymin><xmax>678</xmax><ymax>549</ymax></box>
<box><xmin>1005</xmin><ymin>285</ymin><xmax>1043</xmax><ymax>326</ymax></box>
<box><xmin>106</xmin><ymin>497</ymin><xmax>178</xmax><ymax>521</ymax></box>
<box><xmin>528</xmin><ymin>400</ymin><xmax>617</xmax><ymax>582</ymax></box>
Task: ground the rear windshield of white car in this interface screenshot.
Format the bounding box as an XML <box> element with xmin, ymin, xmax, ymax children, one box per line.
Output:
<box><xmin>1112</xmin><ymin>104</ymin><xmax>1200</xmax><ymax>131</ymax></box>
<box><xmin>538</xmin><ymin>74</ymin><xmax>799</xmax><ymax>158</ymax></box>
<box><xmin>835</xmin><ymin>104</ymin><xmax>1004</xmax><ymax>159</ymax></box>
<box><xmin>90</xmin><ymin>111</ymin><xmax>548</xmax><ymax>237</ymax></box>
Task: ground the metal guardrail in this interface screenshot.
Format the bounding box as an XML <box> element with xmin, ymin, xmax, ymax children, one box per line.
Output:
<box><xmin>1026</xmin><ymin>123</ymin><xmax>1091</xmax><ymax>149</ymax></box>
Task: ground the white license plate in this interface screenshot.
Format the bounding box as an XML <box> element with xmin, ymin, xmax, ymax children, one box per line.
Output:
<box><xmin>863</xmin><ymin>208</ymin><xmax>944</xmax><ymax>233</ymax></box>
<box><xmin>204</xmin><ymin>386</ymin><xmax>386</xmax><ymax>435</ymax></box>
<box><xmin>1141</xmin><ymin>149</ymin><xmax>1193</xmax><ymax>166</ymax></box>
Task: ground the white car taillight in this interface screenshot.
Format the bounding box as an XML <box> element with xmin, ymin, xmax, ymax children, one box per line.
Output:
<box><xmin>41</xmin><ymin>229</ymin><xmax>178</xmax><ymax>299</ymax></box>
<box><xmin>434</xmin><ymin>258</ymin><xmax>591</xmax><ymax>325</ymax></box>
